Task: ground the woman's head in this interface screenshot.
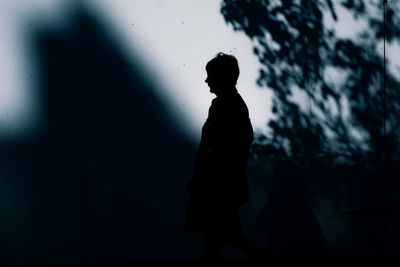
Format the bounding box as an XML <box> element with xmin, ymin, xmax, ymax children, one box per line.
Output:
<box><xmin>205</xmin><ymin>52</ymin><xmax>239</xmax><ymax>95</ymax></box>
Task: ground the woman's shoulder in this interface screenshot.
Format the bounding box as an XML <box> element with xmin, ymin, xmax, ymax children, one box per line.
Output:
<box><xmin>231</xmin><ymin>92</ymin><xmax>250</xmax><ymax>117</ymax></box>
<box><xmin>209</xmin><ymin>91</ymin><xmax>250</xmax><ymax>119</ymax></box>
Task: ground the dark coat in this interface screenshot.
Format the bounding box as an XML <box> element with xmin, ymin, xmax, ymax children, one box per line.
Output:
<box><xmin>185</xmin><ymin>89</ymin><xmax>253</xmax><ymax>236</ymax></box>
<box><xmin>189</xmin><ymin>90</ymin><xmax>253</xmax><ymax>206</ymax></box>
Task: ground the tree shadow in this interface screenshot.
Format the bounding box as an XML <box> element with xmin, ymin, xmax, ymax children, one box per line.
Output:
<box><xmin>221</xmin><ymin>0</ymin><xmax>400</xmax><ymax>260</ymax></box>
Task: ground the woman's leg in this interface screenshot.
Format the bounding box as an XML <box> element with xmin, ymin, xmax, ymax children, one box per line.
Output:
<box><xmin>225</xmin><ymin>233</ymin><xmax>273</xmax><ymax>260</ymax></box>
<box><xmin>203</xmin><ymin>235</ymin><xmax>223</xmax><ymax>261</ymax></box>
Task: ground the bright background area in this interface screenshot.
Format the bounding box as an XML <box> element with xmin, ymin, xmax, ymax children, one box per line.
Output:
<box><xmin>0</xmin><ymin>0</ymin><xmax>272</xmax><ymax>144</ymax></box>
<box><xmin>1</xmin><ymin>0</ymin><xmax>398</xmax><ymax>143</ymax></box>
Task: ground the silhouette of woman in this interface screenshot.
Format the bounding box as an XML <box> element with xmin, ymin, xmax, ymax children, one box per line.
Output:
<box><xmin>185</xmin><ymin>53</ymin><xmax>269</xmax><ymax>260</ymax></box>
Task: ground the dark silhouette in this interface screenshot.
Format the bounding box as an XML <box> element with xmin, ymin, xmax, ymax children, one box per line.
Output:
<box><xmin>185</xmin><ymin>53</ymin><xmax>272</xmax><ymax>261</ymax></box>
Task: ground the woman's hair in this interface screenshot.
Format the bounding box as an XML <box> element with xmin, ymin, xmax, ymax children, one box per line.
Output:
<box><xmin>206</xmin><ymin>52</ymin><xmax>240</xmax><ymax>86</ymax></box>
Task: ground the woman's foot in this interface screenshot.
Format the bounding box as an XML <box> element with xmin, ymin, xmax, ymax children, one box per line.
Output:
<box><xmin>252</xmin><ymin>247</ymin><xmax>274</xmax><ymax>262</ymax></box>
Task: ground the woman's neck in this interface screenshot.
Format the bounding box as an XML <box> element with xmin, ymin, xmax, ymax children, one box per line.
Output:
<box><xmin>215</xmin><ymin>86</ymin><xmax>237</xmax><ymax>98</ymax></box>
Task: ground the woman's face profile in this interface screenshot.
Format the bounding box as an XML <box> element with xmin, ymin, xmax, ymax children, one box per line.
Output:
<box><xmin>205</xmin><ymin>71</ymin><xmax>223</xmax><ymax>95</ymax></box>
